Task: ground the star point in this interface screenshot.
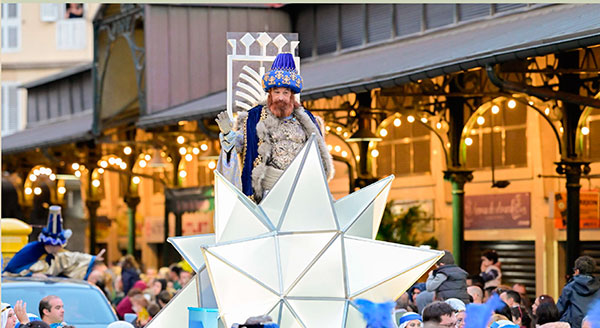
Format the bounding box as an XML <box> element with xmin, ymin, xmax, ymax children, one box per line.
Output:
<box><xmin>150</xmin><ymin>136</ymin><xmax>442</xmax><ymax>328</ymax></box>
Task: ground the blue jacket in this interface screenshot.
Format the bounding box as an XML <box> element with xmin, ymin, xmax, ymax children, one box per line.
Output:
<box><xmin>557</xmin><ymin>274</ymin><xmax>600</xmax><ymax>328</ymax></box>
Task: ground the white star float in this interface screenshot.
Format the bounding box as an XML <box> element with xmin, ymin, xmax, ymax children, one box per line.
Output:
<box><xmin>149</xmin><ymin>135</ymin><xmax>442</xmax><ymax>328</ymax></box>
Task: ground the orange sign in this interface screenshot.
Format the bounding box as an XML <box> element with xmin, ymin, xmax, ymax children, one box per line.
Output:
<box><xmin>554</xmin><ymin>191</ymin><xmax>599</xmax><ymax>229</ymax></box>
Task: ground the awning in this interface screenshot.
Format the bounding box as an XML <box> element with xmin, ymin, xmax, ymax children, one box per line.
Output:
<box><xmin>301</xmin><ymin>4</ymin><xmax>600</xmax><ymax>99</ymax></box>
<box><xmin>1</xmin><ymin>111</ymin><xmax>93</xmax><ymax>155</ymax></box>
<box><xmin>135</xmin><ymin>4</ymin><xmax>600</xmax><ymax>125</ymax></box>
<box><xmin>137</xmin><ymin>91</ymin><xmax>226</xmax><ymax>128</ymax></box>
<box><xmin>21</xmin><ymin>63</ymin><xmax>92</xmax><ymax>89</ymax></box>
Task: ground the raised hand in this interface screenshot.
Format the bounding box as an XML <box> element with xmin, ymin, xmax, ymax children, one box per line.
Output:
<box><xmin>215</xmin><ymin>111</ymin><xmax>233</xmax><ymax>135</ymax></box>
<box><xmin>14</xmin><ymin>300</ymin><xmax>29</xmax><ymax>324</ymax></box>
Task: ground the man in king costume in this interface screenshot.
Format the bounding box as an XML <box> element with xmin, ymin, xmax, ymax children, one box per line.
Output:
<box><xmin>216</xmin><ymin>52</ymin><xmax>334</xmax><ymax>202</ymax></box>
<box><xmin>3</xmin><ymin>205</ymin><xmax>99</xmax><ymax>280</ymax></box>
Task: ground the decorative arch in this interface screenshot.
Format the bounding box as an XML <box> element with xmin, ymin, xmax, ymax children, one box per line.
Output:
<box><xmin>459</xmin><ymin>95</ymin><xmax>562</xmax><ymax>166</ymax></box>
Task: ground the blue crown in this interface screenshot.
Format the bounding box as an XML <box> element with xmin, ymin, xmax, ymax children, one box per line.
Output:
<box><xmin>38</xmin><ymin>205</ymin><xmax>72</xmax><ymax>246</ymax></box>
<box><xmin>262</xmin><ymin>53</ymin><xmax>303</xmax><ymax>94</ymax></box>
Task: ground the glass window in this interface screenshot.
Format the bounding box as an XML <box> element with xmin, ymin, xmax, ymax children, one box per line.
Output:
<box><xmin>377</xmin><ymin>120</ymin><xmax>431</xmax><ymax>176</ymax></box>
<box><xmin>56</xmin><ymin>4</ymin><xmax>86</xmax><ymax>50</ymax></box>
<box><xmin>464</xmin><ymin>101</ymin><xmax>527</xmax><ymax>169</ymax></box>
<box><xmin>1</xmin><ymin>83</ymin><xmax>21</xmax><ymax>135</ymax></box>
<box><xmin>582</xmin><ymin>115</ymin><xmax>600</xmax><ymax>162</ymax></box>
<box><xmin>40</xmin><ymin>3</ymin><xmax>60</xmax><ymax>22</ymax></box>
<box><xmin>1</xmin><ymin>3</ymin><xmax>20</xmax><ymax>51</ymax></box>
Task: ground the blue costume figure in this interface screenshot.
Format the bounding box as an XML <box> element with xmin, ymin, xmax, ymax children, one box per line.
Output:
<box><xmin>3</xmin><ymin>205</ymin><xmax>97</xmax><ymax>280</ymax></box>
<box><xmin>216</xmin><ymin>52</ymin><xmax>334</xmax><ymax>202</ymax></box>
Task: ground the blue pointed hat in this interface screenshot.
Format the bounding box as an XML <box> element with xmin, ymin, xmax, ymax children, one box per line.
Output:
<box><xmin>262</xmin><ymin>53</ymin><xmax>303</xmax><ymax>93</ymax></box>
<box><xmin>38</xmin><ymin>205</ymin><xmax>72</xmax><ymax>246</ymax></box>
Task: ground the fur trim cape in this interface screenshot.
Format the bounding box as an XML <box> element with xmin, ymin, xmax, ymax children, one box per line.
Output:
<box><xmin>236</xmin><ymin>103</ymin><xmax>334</xmax><ymax>202</ymax></box>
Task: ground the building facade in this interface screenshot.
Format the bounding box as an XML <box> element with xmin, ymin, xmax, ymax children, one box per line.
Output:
<box><xmin>3</xmin><ymin>4</ymin><xmax>599</xmax><ymax>301</ymax></box>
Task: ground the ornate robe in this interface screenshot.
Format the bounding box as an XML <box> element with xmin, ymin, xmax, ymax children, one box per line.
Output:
<box><xmin>3</xmin><ymin>241</ymin><xmax>96</xmax><ymax>280</ymax></box>
<box><xmin>219</xmin><ymin>104</ymin><xmax>334</xmax><ymax>202</ymax></box>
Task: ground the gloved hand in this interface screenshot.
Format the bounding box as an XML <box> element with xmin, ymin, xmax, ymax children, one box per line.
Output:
<box><xmin>215</xmin><ymin>111</ymin><xmax>233</xmax><ymax>135</ymax></box>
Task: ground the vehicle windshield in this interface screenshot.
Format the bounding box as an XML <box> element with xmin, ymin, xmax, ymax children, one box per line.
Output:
<box><xmin>1</xmin><ymin>283</ymin><xmax>116</xmax><ymax>325</ymax></box>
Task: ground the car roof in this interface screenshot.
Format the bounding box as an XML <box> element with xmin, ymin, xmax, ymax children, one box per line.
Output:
<box><xmin>1</xmin><ymin>276</ymin><xmax>97</xmax><ymax>289</ymax></box>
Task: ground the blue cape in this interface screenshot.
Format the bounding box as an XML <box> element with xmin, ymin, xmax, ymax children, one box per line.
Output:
<box><xmin>3</xmin><ymin>241</ymin><xmax>50</xmax><ymax>275</ymax></box>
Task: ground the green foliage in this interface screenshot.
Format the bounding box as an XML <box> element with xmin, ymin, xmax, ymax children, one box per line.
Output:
<box><xmin>376</xmin><ymin>201</ymin><xmax>438</xmax><ymax>248</ymax></box>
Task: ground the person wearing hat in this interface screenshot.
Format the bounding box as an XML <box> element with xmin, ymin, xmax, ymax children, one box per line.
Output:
<box><xmin>2</xmin><ymin>303</ymin><xmax>17</xmax><ymax>328</ymax></box>
<box><xmin>216</xmin><ymin>52</ymin><xmax>334</xmax><ymax>203</ymax></box>
<box><xmin>398</xmin><ymin>312</ymin><xmax>423</xmax><ymax>328</ymax></box>
<box><xmin>3</xmin><ymin>205</ymin><xmax>102</xmax><ymax>280</ymax></box>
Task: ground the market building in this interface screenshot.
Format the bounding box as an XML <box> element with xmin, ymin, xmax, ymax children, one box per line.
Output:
<box><xmin>2</xmin><ymin>3</ymin><xmax>599</xmax><ymax>301</ymax></box>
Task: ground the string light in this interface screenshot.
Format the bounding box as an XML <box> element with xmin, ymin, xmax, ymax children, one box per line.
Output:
<box><xmin>407</xmin><ymin>115</ymin><xmax>415</xmax><ymax>123</ymax></box>
<box><xmin>132</xmin><ymin>176</ymin><xmax>141</xmax><ymax>184</ymax></box>
<box><xmin>49</xmin><ymin>174</ymin><xmax>56</xmax><ymax>181</ymax></box>
<box><xmin>436</xmin><ymin>122</ymin><xmax>442</xmax><ymax>129</ymax></box>
<box><xmin>371</xmin><ymin>149</ymin><xmax>379</xmax><ymax>158</ymax></box>
<box><xmin>139</xmin><ymin>160</ymin><xmax>147</xmax><ymax>168</ymax></box>
<box><xmin>100</xmin><ymin>160</ymin><xmax>108</xmax><ymax>168</ymax></box>
<box><xmin>545</xmin><ymin>108</ymin><xmax>550</xmax><ymax>115</ymax></box>
<box><xmin>491</xmin><ymin>105</ymin><xmax>500</xmax><ymax>114</ymax></box>
<box><xmin>25</xmin><ymin>187</ymin><xmax>33</xmax><ymax>195</ymax></box>
<box><xmin>179</xmin><ymin>170</ymin><xmax>187</xmax><ymax>178</ymax></box>
<box><xmin>192</xmin><ymin>147</ymin><xmax>200</xmax><ymax>155</ymax></box>
<box><xmin>177</xmin><ymin>136</ymin><xmax>185</xmax><ymax>144</ymax></box>
<box><xmin>477</xmin><ymin>116</ymin><xmax>485</xmax><ymax>125</ymax></box>
<box><xmin>420</xmin><ymin>117</ymin><xmax>428</xmax><ymax>123</ymax></box>
<box><xmin>336</xmin><ymin>126</ymin><xmax>342</xmax><ymax>133</ymax></box>
<box><xmin>33</xmin><ymin>169</ymin><xmax>40</xmax><ymax>176</ymax></box>
<box><xmin>29</xmin><ymin>175</ymin><xmax>37</xmax><ymax>182</ymax></box>
<box><xmin>341</xmin><ymin>151</ymin><xmax>348</xmax><ymax>157</ymax></box>
<box><xmin>119</xmin><ymin>162</ymin><xmax>127</xmax><ymax>170</ymax></box>
<box><xmin>72</xmin><ymin>163</ymin><xmax>80</xmax><ymax>170</ymax></box>
<box><xmin>465</xmin><ymin>137</ymin><xmax>473</xmax><ymax>146</ymax></box>
<box><xmin>74</xmin><ymin>171</ymin><xmax>81</xmax><ymax>178</ymax></box>
<box><xmin>108</xmin><ymin>158</ymin><xmax>116</xmax><ymax>165</ymax></box>
<box><xmin>507</xmin><ymin>99</ymin><xmax>517</xmax><ymax>109</ymax></box>
<box><xmin>334</xmin><ymin>145</ymin><xmax>341</xmax><ymax>152</ymax></box>
<box><xmin>581</xmin><ymin>127</ymin><xmax>590</xmax><ymax>135</ymax></box>
<box><xmin>393</xmin><ymin>118</ymin><xmax>401</xmax><ymax>127</ymax></box>
<box><xmin>185</xmin><ymin>154</ymin><xmax>193</xmax><ymax>162</ymax></box>
<box><xmin>200</xmin><ymin>144</ymin><xmax>208</xmax><ymax>151</ymax></box>
<box><xmin>327</xmin><ymin>144</ymin><xmax>333</xmax><ymax>151</ymax></box>
<box><xmin>123</xmin><ymin>146</ymin><xmax>132</xmax><ymax>155</ymax></box>
<box><xmin>92</xmin><ymin>179</ymin><xmax>101</xmax><ymax>188</ymax></box>
<box><xmin>380</xmin><ymin>128</ymin><xmax>388</xmax><ymax>137</ymax></box>
<box><xmin>145</xmin><ymin>154</ymin><xmax>151</xmax><ymax>161</ymax></box>
<box><xmin>34</xmin><ymin>187</ymin><xmax>42</xmax><ymax>195</ymax></box>
<box><xmin>57</xmin><ymin>187</ymin><xmax>66</xmax><ymax>194</ymax></box>
<box><xmin>208</xmin><ymin>161</ymin><xmax>217</xmax><ymax>170</ymax></box>
<box><xmin>179</xmin><ymin>147</ymin><xmax>187</xmax><ymax>155</ymax></box>
<box><xmin>97</xmin><ymin>168</ymin><xmax>104</xmax><ymax>174</ymax></box>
